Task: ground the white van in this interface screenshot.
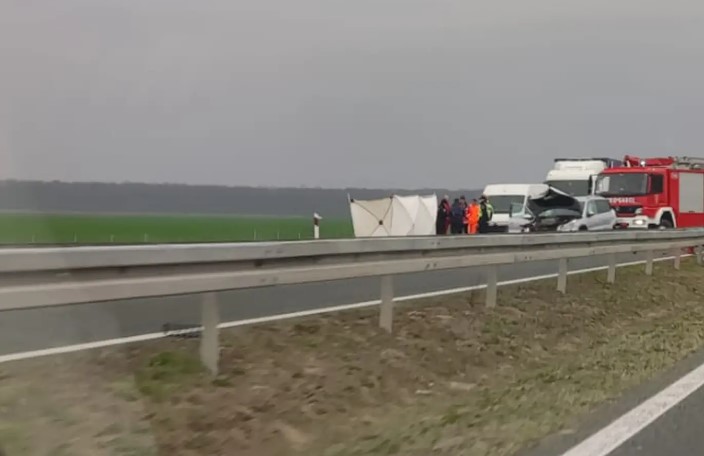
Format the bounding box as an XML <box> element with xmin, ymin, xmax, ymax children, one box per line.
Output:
<box><xmin>481</xmin><ymin>184</ymin><xmax>547</xmax><ymax>231</ymax></box>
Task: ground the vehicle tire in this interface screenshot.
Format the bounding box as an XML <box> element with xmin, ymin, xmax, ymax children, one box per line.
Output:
<box><xmin>659</xmin><ymin>218</ymin><xmax>674</xmax><ymax>229</ymax></box>
<box><xmin>578</xmin><ymin>226</ymin><xmax>588</xmax><ymax>231</ymax></box>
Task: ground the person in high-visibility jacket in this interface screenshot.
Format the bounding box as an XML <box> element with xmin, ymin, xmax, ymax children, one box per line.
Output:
<box><xmin>478</xmin><ymin>195</ymin><xmax>494</xmax><ymax>233</ymax></box>
<box><xmin>467</xmin><ymin>198</ymin><xmax>480</xmax><ymax>234</ymax></box>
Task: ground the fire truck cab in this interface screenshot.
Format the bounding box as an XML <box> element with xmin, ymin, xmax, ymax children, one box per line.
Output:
<box><xmin>594</xmin><ymin>155</ymin><xmax>704</xmax><ymax>229</ymax></box>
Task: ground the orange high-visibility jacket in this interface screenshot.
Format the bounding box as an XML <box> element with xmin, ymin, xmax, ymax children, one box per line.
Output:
<box><xmin>468</xmin><ymin>203</ymin><xmax>480</xmax><ymax>224</ymax></box>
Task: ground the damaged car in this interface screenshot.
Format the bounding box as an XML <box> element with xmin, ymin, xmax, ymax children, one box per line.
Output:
<box><xmin>507</xmin><ymin>185</ymin><xmax>616</xmax><ymax>233</ymax></box>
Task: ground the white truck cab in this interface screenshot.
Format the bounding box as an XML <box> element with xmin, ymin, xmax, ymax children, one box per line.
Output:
<box><xmin>481</xmin><ymin>184</ymin><xmax>548</xmax><ymax>232</ymax></box>
<box><xmin>545</xmin><ymin>158</ymin><xmax>622</xmax><ymax>196</ymax></box>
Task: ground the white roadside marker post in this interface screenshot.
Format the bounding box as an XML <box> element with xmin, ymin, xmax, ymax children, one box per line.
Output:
<box><xmin>313</xmin><ymin>212</ymin><xmax>322</xmax><ymax>240</ymax></box>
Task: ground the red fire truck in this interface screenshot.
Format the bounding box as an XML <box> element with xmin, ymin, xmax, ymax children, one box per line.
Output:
<box><xmin>594</xmin><ymin>155</ymin><xmax>704</xmax><ymax>229</ymax></box>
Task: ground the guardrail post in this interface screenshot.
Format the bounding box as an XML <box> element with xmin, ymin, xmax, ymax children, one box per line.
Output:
<box><xmin>486</xmin><ymin>266</ymin><xmax>498</xmax><ymax>308</ymax></box>
<box><xmin>697</xmin><ymin>246</ymin><xmax>704</xmax><ymax>266</ymax></box>
<box><xmin>557</xmin><ymin>258</ymin><xmax>568</xmax><ymax>293</ymax></box>
<box><xmin>200</xmin><ymin>292</ymin><xmax>220</xmax><ymax>376</ymax></box>
<box><xmin>379</xmin><ymin>275</ymin><xmax>394</xmax><ymax>332</ymax></box>
<box><xmin>645</xmin><ymin>250</ymin><xmax>654</xmax><ymax>276</ymax></box>
<box><xmin>607</xmin><ymin>253</ymin><xmax>616</xmax><ymax>283</ymax></box>
<box><xmin>673</xmin><ymin>247</ymin><xmax>681</xmax><ymax>270</ymax></box>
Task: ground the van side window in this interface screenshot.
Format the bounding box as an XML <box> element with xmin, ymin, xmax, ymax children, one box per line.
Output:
<box><xmin>650</xmin><ymin>174</ymin><xmax>664</xmax><ymax>194</ymax></box>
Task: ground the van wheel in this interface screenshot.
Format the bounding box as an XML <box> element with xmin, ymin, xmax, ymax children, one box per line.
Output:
<box><xmin>578</xmin><ymin>226</ymin><xmax>588</xmax><ymax>231</ymax></box>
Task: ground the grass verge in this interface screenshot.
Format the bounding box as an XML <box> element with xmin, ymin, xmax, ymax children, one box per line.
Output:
<box><xmin>0</xmin><ymin>212</ymin><xmax>354</xmax><ymax>244</ymax></box>
<box><xmin>0</xmin><ymin>260</ymin><xmax>702</xmax><ymax>455</ymax></box>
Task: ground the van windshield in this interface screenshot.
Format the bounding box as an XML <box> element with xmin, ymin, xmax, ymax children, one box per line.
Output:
<box><xmin>487</xmin><ymin>195</ymin><xmax>526</xmax><ymax>214</ymax></box>
<box><xmin>544</xmin><ymin>180</ymin><xmax>590</xmax><ymax>196</ymax></box>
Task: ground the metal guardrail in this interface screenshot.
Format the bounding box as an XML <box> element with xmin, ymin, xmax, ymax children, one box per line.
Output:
<box><xmin>1</xmin><ymin>230</ymin><xmax>703</xmax><ymax>374</ymax></box>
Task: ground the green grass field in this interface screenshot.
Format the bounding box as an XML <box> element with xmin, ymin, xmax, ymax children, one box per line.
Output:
<box><xmin>0</xmin><ymin>213</ymin><xmax>354</xmax><ymax>244</ymax></box>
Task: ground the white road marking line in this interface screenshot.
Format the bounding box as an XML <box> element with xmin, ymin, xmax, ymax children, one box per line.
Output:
<box><xmin>0</xmin><ymin>255</ymin><xmax>686</xmax><ymax>364</ymax></box>
<box><xmin>560</xmin><ymin>361</ymin><xmax>704</xmax><ymax>456</ymax></box>
<box><xmin>0</xmin><ymin>333</ymin><xmax>167</xmax><ymax>364</ymax></box>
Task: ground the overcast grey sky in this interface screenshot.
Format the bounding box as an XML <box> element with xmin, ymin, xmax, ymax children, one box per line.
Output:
<box><xmin>1</xmin><ymin>0</ymin><xmax>703</xmax><ymax>189</ymax></box>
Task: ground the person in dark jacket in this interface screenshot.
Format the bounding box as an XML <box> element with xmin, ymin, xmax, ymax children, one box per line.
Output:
<box><xmin>450</xmin><ymin>198</ymin><xmax>464</xmax><ymax>234</ymax></box>
<box><xmin>436</xmin><ymin>196</ymin><xmax>451</xmax><ymax>235</ymax></box>
<box><xmin>459</xmin><ymin>196</ymin><xmax>469</xmax><ymax>233</ymax></box>
<box><xmin>478</xmin><ymin>195</ymin><xmax>492</xmax><ymax>233</ymax></box>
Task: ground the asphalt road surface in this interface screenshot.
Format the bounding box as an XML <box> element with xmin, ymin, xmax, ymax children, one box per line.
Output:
<box><xmin>0</xmin><ymin>251</ymin><xmax>667</xmax><ymax>356</ymax></box>
<box><xmin>521</xmin><ymin>335</ymin><xmax>704</xmax><ymax>456</ymax></box>
<box><xmin>607</xmin><ymin>385</ymin><xmax>704</xmax><ymax>456</ymax></box>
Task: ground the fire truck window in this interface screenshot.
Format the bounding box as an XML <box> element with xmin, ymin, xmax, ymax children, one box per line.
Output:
<box><xmin>650</xmin><ymin>174</ymin><xmax>664</xmax><ymax>194</ymax></box>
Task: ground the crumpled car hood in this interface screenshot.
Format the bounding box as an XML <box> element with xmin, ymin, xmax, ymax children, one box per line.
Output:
<box><xmin>526</xmin><ymin>185</ymin><xmax>582</xmax><ymax>218</ymax></box>
<box><xmin>507</xmin><ymin>185</ymin><xmax>584</xmax><ymax>231</ymax></box>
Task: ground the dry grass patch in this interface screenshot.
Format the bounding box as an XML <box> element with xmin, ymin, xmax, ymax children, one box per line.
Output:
<box><xmin>0</xmin><ymin>353</ymin><xmax>157</xmax><ymax>455</ymax></box>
